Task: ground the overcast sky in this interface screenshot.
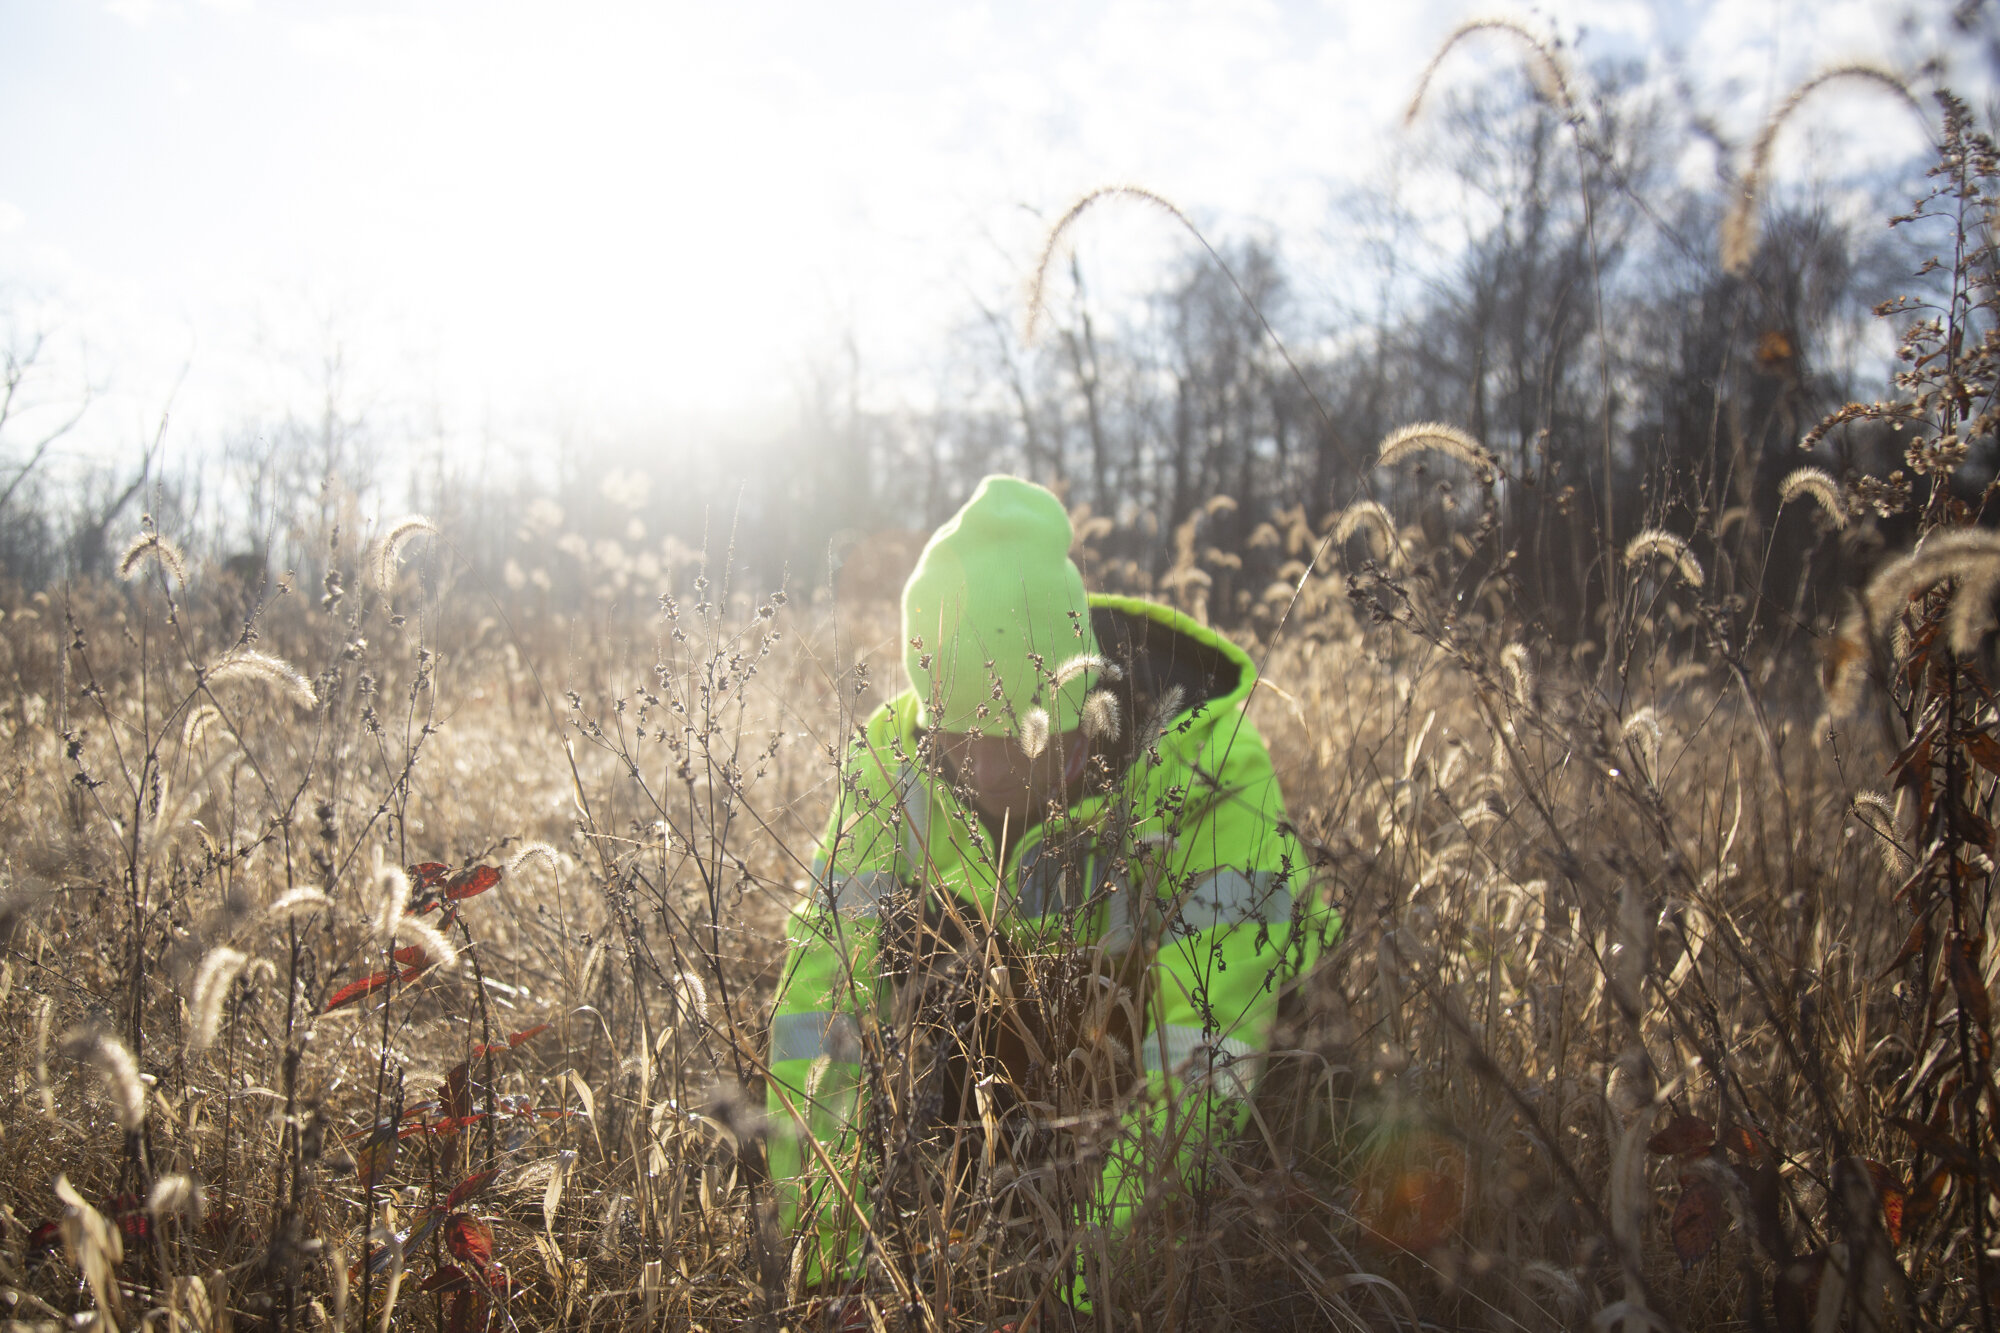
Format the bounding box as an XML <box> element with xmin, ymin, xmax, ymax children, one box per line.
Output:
<box><xmin>0</xmin><ymin>0</ymin><xmax>1980</xmax><ymax>476</ymax></box>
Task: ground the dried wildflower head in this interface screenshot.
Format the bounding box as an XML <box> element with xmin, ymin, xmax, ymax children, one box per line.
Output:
<box><xmin>1623</xmin><ymin>529</ymin><xmax>1705</xmax><ymax>590</ymax></box>
<box><xmin>371</xmin><ymin>514</ymin><xmax>441</xmax><ymax>592</ymax></box>
<box><xmin>1777</xmin><ymin>467</ymin><xmax>1848</xmax><ymax>529</ymax></box>
<box><xmin>1376</xmin><ymin>422</ymin><xmax>1494</xmax><ymax>475</ymax></box>
<box><xmin>1333</xmin><ymin>499</ymin><xmax>1400</xmax><ymax>564</ymax></box>
<box><xmin>1082</xmin><ymin>689</ymin><xmax>1122</xmax><ymax>743</ymax></box>
<box><xmin>205</xmin><ymin>650</ymin><xmax>317</xmax><ymax>711</ymax></box>
<box><xmin>118</xmin><ymin>530</ymin><xmax>187</xmax><ymax>587</ymax></box>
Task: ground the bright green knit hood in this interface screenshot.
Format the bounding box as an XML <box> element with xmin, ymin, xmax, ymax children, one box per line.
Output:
<box><xmin>901</xmin><ymin>475</ymin><xmax>1101</xmax><ymax>734</ymax></box>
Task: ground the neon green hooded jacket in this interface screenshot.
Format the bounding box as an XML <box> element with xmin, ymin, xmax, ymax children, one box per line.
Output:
<box><xmin>764</xmin><ymin>594</ymin><xmax>1330</xmax><ymax>1290</ymax></box>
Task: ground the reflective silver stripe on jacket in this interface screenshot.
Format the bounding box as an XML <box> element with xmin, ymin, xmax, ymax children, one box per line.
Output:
<box><xmin>1172</xmin><ymin>869</ymin><xmax>1292</xmax><ymax>933</ymax></box>
<box><xmin>894</xmin><ymin>764</ymin><xmax>931</xmax><ymax>871</ymax></box>
<box><xmin>815</xmin><ymin>869</ymin><xmax>899</xmax><ymax>920</ymax></box>
<box><xmin>770</xmin><ymin>1010</ymin><xmax>863</xmax><ymax>1064</ymax></box>
<box><xmin>1143</xmin><ymin>1023</ymin><xmax>1260</xmax><ymax>1099</ymax></box>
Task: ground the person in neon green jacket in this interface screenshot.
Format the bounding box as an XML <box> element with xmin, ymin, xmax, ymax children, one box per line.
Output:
<box><xmin>764</xmin><ymin>475</ymin><xmax>1331</xmax><ymax>1308</ymax></box>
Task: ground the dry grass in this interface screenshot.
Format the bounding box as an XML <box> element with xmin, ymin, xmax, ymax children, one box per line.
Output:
<box><xmin>0</xmin><ymin>76</ymin><xmax>1992</xmax><ymax>1333</ymax></box>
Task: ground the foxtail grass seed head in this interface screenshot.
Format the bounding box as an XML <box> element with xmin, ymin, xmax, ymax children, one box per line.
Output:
<box><xmin>372</xmin><ymin>861</ymin><xmax>411</xmax><ymax>942</ymax></box>
<box><xmin>1333</xmin><ymin>499</ymin><xmax>1399</xmax><ymax>563</ymax></box>
<box><xmin>392</xmin><ymin>913</ymin><xmax>457</xmax><ymax>971</ymax></box>
<box><xmin>1864</xmin><ymin>529</ymin><xmax>2000</xmax><ymax>639</ymax></box>
<box><xmin>1025</xmin><ymin>185</ymin><xmax>1199</xmax><ymax>344</ymax></box>
<box><xmin>62</xmin><ymin>1028</ymin><xmax>146</xmax><ymax>1131</ymax></box>
<box><xmin>1082</xmin><ymin>688</ymin><xmax>1122</xmax><ymax>743</ymax></box>
<box><xmin>149</xmin><ymin>1173</ymin><xmax>202</xmax><ymax>1220</ymax></box>
<box><xmin>56</xmin><ymin>1175</ymin><xmax>123</xmax><ymax>1313</ymax></box>
<box><xmin>1950</xmin><ymin>560</ymin><xmax>2000</xmax><ymax>657</ymax></box>
<box><xmin>1053</xmin><ymin>653</ymin><xmax>1121</xmax><ymax>688</ymax></box>
<box><xmin>1376</xmin><ymin>422</ymin><xmax>1494</xmax><ymax>473</ymax></box>
<box><xmin>118</xmin><ymin>530</ymin><xmax>187</xmax><ymax>587</ymax></box>
<box><xmin>372</xmin><ymin>514</ymin><xmax>441</xmax><ymax>591</ymax></box>
<box><xmin>506</xmin><ymin>841</ymin><xmax>562</xmax><ymax>877</ymax></box>
<box><xmin>1824</xmin><ymin>602</ymin><xmax>1872</xmax><ymax>717</ymax></box>
<box><xmin>1778</xmin><ymin>467</ymin><xmax>1848</xmax><ymax>529</ymax></box>
<box><xmin>205</xmin><ymin>650</ymin><xmax>318</xmax><ymax>711</ymax></box>
<box><xmin>1851</xmin><ymin>790</ymin><xmax>1912</xmax><ymax>878</ymax></box>
<box><xmin>1621</xmin><ymin>707</ymin><xmax>1663</xmax><ymax>776</ymax></box>
<box><xmin>1018</xmin><ymin>707</ymin><xmax>1051</xmax><ymax>759</ymax></box>
<box><xmin>1623</xmin><ymin>529</ymin><xmax>1705</xmax><ymax>589</ymax></box>
<box><xmin>182</xmin><ymin>703</ymin><xmax>226</xmax><ymax>749</ymax></box>
<box><xmin>1723</xmin><ymin>65</ymin><xmax>1918</xmax><ymax>275</ymax></box>
<box><xmin>262</xmin><ymin>887</ymin><xmax>332</xmax><ymax>926</ymax></box>
<box><xmin>1407</xmin><ymin>18</ymin><xmax>1577</xmax><ymax>127</ymax></box>
<box><xmin>1500</xmin><ymin>643</ymin><xmax>1534</xmax><ymax>710</ymax></box>
<box><xmin>190</xmin><ymin>946</ymin><xmax>251</xmax><ymax>1052</ymax></box>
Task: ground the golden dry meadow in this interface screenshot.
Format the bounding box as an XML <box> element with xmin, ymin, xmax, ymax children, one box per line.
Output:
<box><xmin>1</xmin><ymin>38</ymin><xmax>1998</xmax><ymax>1333</ymax></box>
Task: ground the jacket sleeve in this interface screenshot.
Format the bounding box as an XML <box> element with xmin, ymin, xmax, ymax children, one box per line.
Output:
<box><xmin>1096</xmin><ymin>708</ymin><xmax>1329</xmax><ymax>1237</ymax></box>
<box><xmin>764</xmin><ymin>737</ymin><xmax>905</xmax><ymax>1288</ymax></box>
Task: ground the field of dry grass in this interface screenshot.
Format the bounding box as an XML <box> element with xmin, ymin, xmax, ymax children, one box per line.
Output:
<box><xmin>0</xmin><ymin>68</ymin><xmax>1994</xmax><ymax>1333</ymax></box>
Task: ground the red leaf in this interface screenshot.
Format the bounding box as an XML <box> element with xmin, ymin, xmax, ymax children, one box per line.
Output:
<box><xmin>423</xmin><ymin>1264</ymin><xmax>473</xmax><ymax>1295</ymax></box>
<box><xmin>393</xmin><ymin>945</ymin><xmax>429</xmax><ymax>968</ymax></box>
<box><xmin>445</xmin><ymin>865</ymin><xmax>501</xmax><ymax>900</ymax></box>
<box><xmin>508</xmin><ymin>1022</ymin><xmax>551</xmax><ymax>1048</ymax></box>
<box><xmin>445</xmin><ymin>1062</ymin><xmax>473</xmax><ymax>1121</ymax></box>
<box><xmin>444</xmin><ymin>1291</ymin><xmax>483</xmax><ymax>1333</ymax></box>
<box><xmin>1647</xmin><ymin>1115</ymin><xmax>1716</xmax><ymax>1157</ymax></box>
<box><xmin>1852</xmin><ymin>1158</ymin><xmax>1908</xmax><ymax>1246</ymax></box>
<box><xmin>27</xmin><ymin>1219</ymin><xmax>60</xmax><ymax>1250</ymax></box>
<box><xmin>446</xmin><ymin>1169</ymin><xmax>500</xmax><ymax>1211</ymax></box>
<box><xmin>1671</xmin><ymin>1176</ymin><xmax>1724</xmax><ymax>1266</ymax></box>
<box><xmin>356</xmin><ymin>1133</ymin><xmax>397</xmax><ymax>1190</ymax></box>
<box><xmin>409</xmin><ymin>863</ymin><xmax>451</xmax><ymax>889</ymax></box>
<box><xmin>399</xmin><ymin>964</ymin><xmax>429</xmax><ymax>986</ymax></box>
<box><xmin>444</xmin><ymin>1213</ymin><xmax>495</xmax><ymax>1271</ymax></box>
<box><xmin>325</xmin><ymin>971</ymin><xmax>394</xmax><ymax>1012</ymax></box>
